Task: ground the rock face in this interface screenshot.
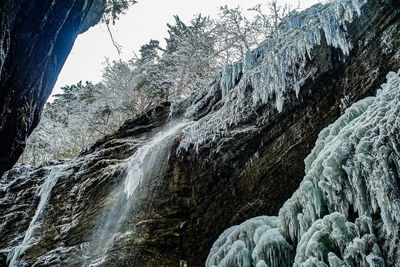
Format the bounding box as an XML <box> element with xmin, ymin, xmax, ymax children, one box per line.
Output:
<box><xmin>0</xmin><ymin>0</ymin><xmax>105</xmax><ymax>175</ymax></box>
<box><xmin>1</xmin><ymin>0</ymin><xmax>400</xmax><ymax>266</ymax></box>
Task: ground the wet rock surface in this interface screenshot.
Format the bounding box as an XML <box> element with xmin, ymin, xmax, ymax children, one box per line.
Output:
<box><xmin>1</xmin><ymin>0</ymin><xmax>400</xmax><ymax>266</ymax></box>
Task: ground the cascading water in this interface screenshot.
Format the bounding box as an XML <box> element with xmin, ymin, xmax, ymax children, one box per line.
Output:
<box><xmin>124</xmin><ymin>121</ymin><xmax>190</xmax><ymax>198</ymax></box>
<box><xmin>7</xmin><ymin>165</ymin><xmax>65</xmax><ymax>267</ymax></box>
<box><xmin>88</xmin><ymin>120</ymin><xmax>191</xmax><ymax>265</ymax></box>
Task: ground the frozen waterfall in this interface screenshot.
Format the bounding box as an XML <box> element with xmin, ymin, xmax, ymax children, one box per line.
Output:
<box><xmin>206</xmin><ymin>69</ymin><xmax>400</xmax><ymax>266</ymax></box>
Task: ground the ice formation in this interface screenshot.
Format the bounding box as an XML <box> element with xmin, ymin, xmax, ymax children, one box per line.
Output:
<box><xmin>178</xmin><ymin>0</ymin><xmax>367</xmax><ymax>151</ymax></box>
<box><xmin>206</xmin><ymin>216</ymin><xmax>281</xmax><ymax>267</ymax></box>
<box><xmin>206</xmin><ymin>69</ymin><xmax>400</xmax><ymax>266</ymax></box>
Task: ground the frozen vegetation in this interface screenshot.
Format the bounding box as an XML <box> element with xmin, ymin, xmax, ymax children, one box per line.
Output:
<box><xmin>21</xmin><ymin>0</ymin><xmax>367</xmax><ymax>164</ymax></box>
<box><xmin>206</xmin><ymin>69</ymin><xmax>400</xmax><ymax>266</ymax></box>
<box><xmin>206</xmin><ymin>216</ymin><xmax>294</xmax><ymax>267</ymax></box>
<box><xmin>22</xmin><ymin>2</ymin><xmax>289</xmax><ymax>165</ymax></box>
<box><xmin>179</xmin><ymin>0</ymin><xmax>367</xmax><ymax>151</ymax></box>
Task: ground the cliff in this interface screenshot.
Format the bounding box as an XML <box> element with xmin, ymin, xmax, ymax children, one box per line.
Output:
<box><xmin>1</xmin><ymin>0</ymin><xmax>400</xmax><ymax>266</ymax></box>
<box><xmin>0</xmin><ymin>0</ymin><xmax>105</xmax><ymax>175</ymax></box>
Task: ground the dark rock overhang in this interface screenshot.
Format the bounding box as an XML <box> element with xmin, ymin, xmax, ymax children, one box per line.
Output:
<box><xmin>0</xmin><ymin>0</ymin><xmax>106</xmax><ymax>175</ymax></box>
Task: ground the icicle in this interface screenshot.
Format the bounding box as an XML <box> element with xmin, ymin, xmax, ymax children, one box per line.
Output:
<box><xmin>179</xmin><ymin>0</ymin><xmax>367</xmax><ymax>152</ymax></box>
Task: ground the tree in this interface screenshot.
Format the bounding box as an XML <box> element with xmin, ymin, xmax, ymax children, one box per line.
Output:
<box><xmin>248</xmin><ymin>0</ymin><xmax>299</xmax><ymax>34</ymax></box>
<box><xmin>214</xmin><ymin>5</ymin><xmax>259</xmax><ymax>63</ymax></box>
<box><xmin>162</xmin><ymin>15</ymin><xmax>219</xmax><ymax>98</ymax></box>
<box><xmin>102</xmin><ymin>0</ymin><xmax>137</xmax><ymax>25</ymax></box>
<box><xmin>130</xmin><ymin>40</ymin><xmax>171</xmax><ymax>102</ymax></box>
<box><xmin>21</xmin><ymin>1</ymin><xmax>298</xmax><ymax>165</ymax></box>
<box><xmin>102</xmin><ymin>0</ymin><xmax>138</xmax><ymax>54</ymax></box>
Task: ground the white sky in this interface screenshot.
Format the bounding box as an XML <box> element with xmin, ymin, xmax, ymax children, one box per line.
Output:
<box><xmin>52</xmin><ymin>0</ymin><xmax>320</xmax><ymax>97</ymax></box>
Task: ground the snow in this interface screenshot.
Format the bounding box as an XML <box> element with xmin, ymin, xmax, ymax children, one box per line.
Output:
<box><xmin>206</xmin><ymin>69</ymin><xmax>400</xmax><ymax>266</ymax></box>
<box><xmin>380</xmin><ymin>24</ymin><xmax>397</xmax><ymax>55</ymax></box>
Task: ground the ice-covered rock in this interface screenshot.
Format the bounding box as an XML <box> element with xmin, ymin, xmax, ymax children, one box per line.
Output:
<box><xmin>178</xmin><ymin>0</ymin><xmax>367</xmax><ymax>152</ymax></box>
<box><xmin>207</xmin><ymin>69</ymin><xmax>400</xmax><ymax>266</ymax></box>
<box><xmin>206</xmin><ymin>216</ymin><xmax>278</xmax><ymax>267</ymax></box>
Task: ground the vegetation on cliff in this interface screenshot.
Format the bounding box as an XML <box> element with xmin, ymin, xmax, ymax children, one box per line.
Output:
<box><xmin>21</xmin><ymin>1</ymin><xmax>296</xmax><ymax>164</ymax></box>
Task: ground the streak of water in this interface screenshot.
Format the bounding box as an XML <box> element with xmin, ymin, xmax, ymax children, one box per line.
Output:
<box><xmin>8</xmin><ymin>165</ymin><xmax>65</xmax><ymax>266</ymax></box>
<box><xmin>88</xmin><ymin>121</ymin><xmax>190</xmax><ymax>265</ymax></box>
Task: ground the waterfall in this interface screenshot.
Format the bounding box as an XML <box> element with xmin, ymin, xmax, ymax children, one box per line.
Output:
<box><xmin>124</xmin><ymin>121</ymin><xmax>190</xmax><ymax>198</ymax></box>
<box><xmin>8</xmin><ymin>165</ymin><xmax>65</xmax><ymax>267</ymax></box>
<box><xmin>88</xmin><ymin>120</ymin><xmax>190</xmax><ymax>265</ymax></box>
